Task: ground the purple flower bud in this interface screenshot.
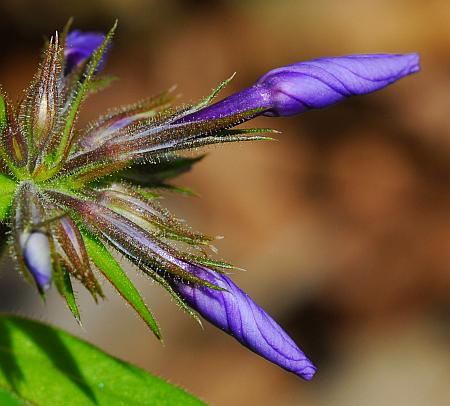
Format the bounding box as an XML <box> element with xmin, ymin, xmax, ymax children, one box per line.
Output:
<box><xmin>258</xmin><ymin>53</ymin><xmax>420</xmax><ymax>116</ymax></box>
<box><xmin>173</xmin><ymin>263</ymin><xmax>317</xmax><ymax>380</ymax></box>
<box><xmin>20</xmin><ymin>231</ymin><xmax>53</xmax><ymax>292</ymax></box>
<box><xmin>182</xmin><ymin>53</ymin><xmax>420</xmax><ymax>122</ymax></box>
<box><xmin>64</xmin><ymin>30</ymin><xmax>105</xmax><ymax>75</ymax></box>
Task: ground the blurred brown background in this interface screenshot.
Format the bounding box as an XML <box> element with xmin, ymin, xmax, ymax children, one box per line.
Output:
<box><xmin>1</xmin><ymin>0</ymin><xmax>450</xmax><ymax>405</ymax></box>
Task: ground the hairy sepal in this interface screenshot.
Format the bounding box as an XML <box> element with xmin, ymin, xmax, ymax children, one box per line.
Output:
<box><xmin>36</xmin><ymin>21</ymin><xmax>118</xmax><ymax>180</ymax></box>
<box><xmin>82</xmin><ymin>231</ymin><xmax>162</xmax><ymax>340</ymax></box>
<box><xmin>18</xmin><ymin>36</ymin><xmax>64</xmax><ymax>169</ymax></box>
<box><xmin>0</xmin><ymin>91</ymin><xmax>28</xmax><ymax>177</ymax></box>
<box><xmin>55</xmin><ymin>215</ymin><xmax>103</xmax><ymax>300</ymax></box>
<box><xmin>47</xmin><ymin>190</ymin><xmax>224</xmax><ymax>291</ymax></box>
<box><xmin>78</xmin><ymin>91</ymin><xmax>174</xmax><ymax>152</ymax></box>
<box><xmin>52</xmin><ymin>260</ymin><xmax>82</xmax><ymax>324</ymax></box>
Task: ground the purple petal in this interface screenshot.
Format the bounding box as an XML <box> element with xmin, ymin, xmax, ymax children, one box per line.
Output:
<box><xmin>174</xmin><ymin>264</ymin><xmax>317</xmax><ymax>380</ymax></box>
<box><xmin>64</xmin><ymin>30</ymin><xmax>105</xmax><ymax>75</ymax></box>
<box><xmin>20</xmin><ymin>231</ymin><xmax>52</xmax><ymax>292</ymax></box>
<box><xmin>180</xmin><ymin>53</ymin><xmax>420</xmax><ymax>122</ymax></box>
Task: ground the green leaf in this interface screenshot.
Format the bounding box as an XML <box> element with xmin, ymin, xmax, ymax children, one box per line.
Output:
<box><xmin>0</xmin><ymin>315</ymin><xmax>205</xmax><ymax>406</ymax></box>
<box><xmin>0</xmin><ymin>386</ymin><xmax>27</xmax><ymax>406</ymax></box>
<box><xmin>0</xmin><ymin>173</ymin><xmax>17</xmax><ymax>221</ymax></box>
<box><xmin>82</xmin><ymin>232</ymin><xmax>162</xmax><ymax>340</ymax></box>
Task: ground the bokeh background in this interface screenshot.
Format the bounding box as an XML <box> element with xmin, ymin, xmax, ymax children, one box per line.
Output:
<box><xmin>1</xmin><ymin>0</ymin><xmax>449</xmax><ymax>405</ymax></box>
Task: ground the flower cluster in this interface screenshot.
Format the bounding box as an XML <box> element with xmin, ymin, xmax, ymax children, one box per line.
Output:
<box><xmin>0</xmin><ymin>21</ymin><xmax>419</xmax><ymax>380</ymax></box>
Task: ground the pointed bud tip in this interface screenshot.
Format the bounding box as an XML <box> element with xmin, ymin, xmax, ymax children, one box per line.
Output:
<box><xmin>299</xmin><ymin>364</ymin><xmax>317</xmax><ymax>381</ymax></box>
<box><xmin>173</xmin><ymin>263</ymin><xmax>317</xmax><ymax>379</ymax></box>
<box><xmin>404</xmin><ymin>52</ymin><xmax>420</xmax><ymax>73</ymax></box>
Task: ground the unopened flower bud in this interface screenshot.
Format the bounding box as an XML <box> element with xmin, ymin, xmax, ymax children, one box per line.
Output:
<box><xmin>173</xmin><ymin>263</ymin><xmax>317</xmax><ymax>380</ymax></box>
<box><xmin>181</xmin><ymin>53</ymin><xmax>420</xmax><ymax>122</ymax></box>
<box><xmin>64</xmin><ymin>30</ymin><xmax>105</xmax><ymax>75</ymax></box>
<box><xmin>20</xmin><ymin>231</ymin><xmax>53</xmax><ymax>292</ymax></box>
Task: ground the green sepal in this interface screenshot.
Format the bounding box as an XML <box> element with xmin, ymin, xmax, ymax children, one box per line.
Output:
<box><xmin>60</xmin><ymin>17</ymin><xmax>73</xmax><ymax>45</ymax></box>
<box><xmin>176</xmin><ymin>131</ymin><xmax>275</xmax><ymax>151</ymax></box>
<box><xmin>218</xmin><ymin>127</ymin><xmax>279</xmax><ymax>137</ymax></box>
<box><xmin>86</xmin><ymin>75</ymin><xmax>118</xmax><ymax>94</ymax></box>
<box><xmin>53</xmin><ymin>263</ymin><xmax>81</xmax><ymax>324</ymax></box>
<box><xmin>137</xmin><ymin>108</ymin><xmax>271</xmax><ymax>157</ymax></box>
<box><xmin>0</xmin><ymin>173</ymin><xmax>17</xmax><ymax>221</ymax></box>
<box><xmin>55</xmin><ymin>160</ymin><xmax>128</xmax><ymax>191</ymax></box>
<box><xmin>188</xmin><ymin>255</ymin><xmax>243</xmax><ymax>272</ymax></box>
<box><xmin>157</xmin><ymin>184</ymin><xmax>198</xmax><ymax>196</ymax></box>
<box><xmin>82</xmin><ymin>231</ymin><xmax>162</xmax><ymax>340</ymax></box>
<box><xmin>157</xmin><ymin>228</ymin><xmax>212</xmax><ymax>247</ymax></box>
<box><xmin>134</xmin><ymin>188</ymin><xmax>161</xmax><ymax>200</ymax></box>
<box><xmin>211</xmin><ymin>127</ymin><xmax>279</xmax><ymax>143</ymax></box>
<box><xmin>194</xmin><ymin>72</ymin><xmax>236</xmax><ymax>110</ymax></box>
<box><xmin>113</xmin><ymin>155</ymin><xmax>204</xmax><ymax>197</ymax></box>
<box><xmin>0</xmin><ymin>92</ymin><xmax>26</xmax><ymax>180</ymax></box>
<box><xmin>116</xmin><ymin>154</ymin><xmax>205</xmax><ymax>187</ymax></box>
